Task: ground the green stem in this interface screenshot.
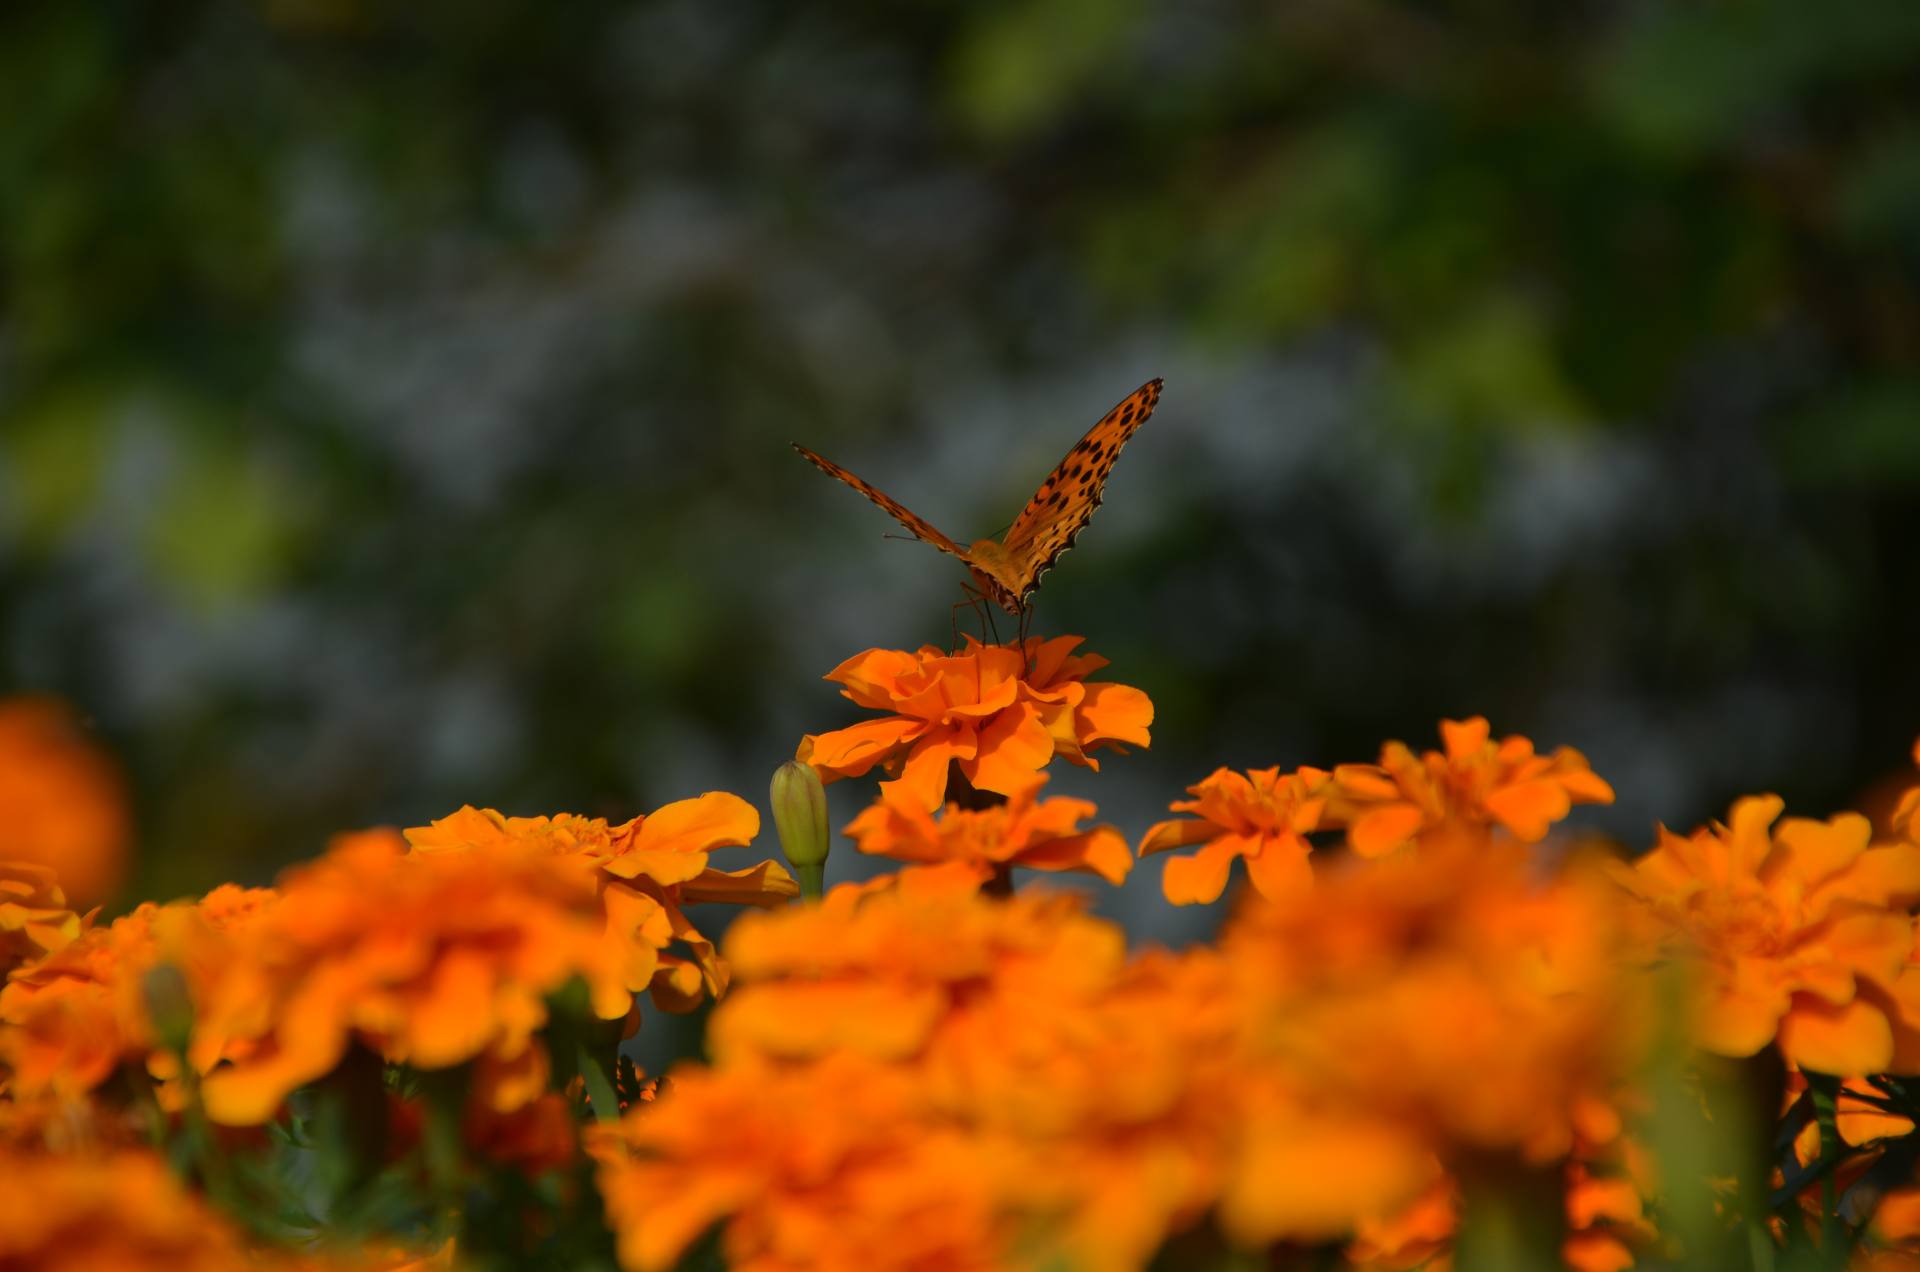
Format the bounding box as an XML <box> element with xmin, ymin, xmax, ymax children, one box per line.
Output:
<box><xmin>1807</xmin><ymin>1072</ymin><xmax>1845</xmax><ymax>1267</ymax></box>
<box><xmin>1747</xmin><ymin>1217</ymin><xmax>1778</xmax><ymax>1272</ymax></box>
<box><xmin>1451</xmin><ymin>1152</ymin><xmax>1564</xmax><ymax>1272</ymax></box>
<box><xmin>794</xmin><ymin>860</ymin><xmax>825</xmax><ymax>900</ymax></box>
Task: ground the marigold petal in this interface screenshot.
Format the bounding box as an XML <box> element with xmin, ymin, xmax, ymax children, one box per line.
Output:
<box><xmin>1696</xmin><ymin>974</ymin><xmax>1790</xmax><ymax>1058</ymax></box>
<box><xmin>795</xmin><ymin>717</ymin><xmax>924</xmax><ymax>779</ymax></box>
<box><xmin>1076</xmin><ymin>681</ymin><xmax>1154</xmax><ymax>749</ymax></box>
<box><xmin>1440</xmin><ymin>717</ymin><xmax>1491</xmax><ymax>761</ymax></box>
<box><xmin>1350</xmin><ymin>804</ymin><xmax>1426</xmax><ymax>857</ymax></box>
<box><xmin>1160</xmin><ymin>838</ymin><xmax>1244</xmax><ymax>906</ymax></box>
<box><xmin>1564</xmin><ymin>1232</ymin><xmax>1636</xmax><ymax>1272</ymax></box>
<box><xmin>635</xmin><ymin>792</ymin><xmax>760</xmax><ymax>858</ymax></box>
<box><xmin>407</xmin><ymin>949</ymin><xmax>505</xmax><ymax>1069</ymax></box>
<box><xmin>823</xmin><ymin>647</ymin><xmax>923</xmax><ymax>709</ymax></box>
<box><xmin>677</xmin><ymin>861</ymin><xmax>800</xmax><ymax>908</ymax></box>
<box><xmin>1242</xmin><ymin>834</ymin><xmax>1313</xmax><ymax>903</ymax></box>
<box><xmin>1778</xmin><ymin>996</ymin><xmax>1894</xmax><ymax>1076</ymax></box>
<box><xmin>1554</xmin><ymin>757</ymin><xmax>1616</xmax><ymax>805</ymax></box>
<box><xmin>1222</xmin><ymin>1113</ymin><xmax>1432</xmax><ymax>1243</ymax></box>
<box><xmin>1015</xmin><ymin>828</ymin><xmax>1133</xmax><ymax>885</ymax></box>
<box><xmin>965</xmin><ymin>702</ymin><xmax>1054</xmax><ymax>796</ymax></box>
<box><xmin>1138</xmin><ymin>817</ymin><xmax>1218</xmax><ymax>857</ymax></box>
<box><xmin>1482</xmin><ymin>778</ymin><xmax>1573</xmax><ymax>842</ymax></box>
<box><xmin>886</xmin><ymin>731</ymin><xmax>967</xmax><ymax>810</ymax></box>
<box><xmin>1814</xmin><ymin>842</ymin><xmax>1920</xmax><ymax>916</ymax></box>
<box><xmin>1767</xmin><ymin>813</ymin><xmax>1873</xmax><ymax>892</ymax></box>
<box><xmin>1879</xmin><ymin>966</ymin><xmax>1920</xmax><ymax>1075</ymax></box>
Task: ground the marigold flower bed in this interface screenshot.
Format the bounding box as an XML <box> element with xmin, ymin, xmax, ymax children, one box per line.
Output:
<box><xmin>3</xmin><ymin>646</ymin><xmax>1919</xmax><ymax>1271</ymax></box>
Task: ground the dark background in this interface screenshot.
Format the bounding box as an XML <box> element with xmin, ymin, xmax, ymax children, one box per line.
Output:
<box><xmin>3</xmin><ymin>1</ymin><xmax>1918</xmax><ymax>944</ymax></box>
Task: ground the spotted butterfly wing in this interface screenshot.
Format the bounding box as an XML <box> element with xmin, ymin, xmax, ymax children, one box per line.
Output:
<box><xmin>791</xmin><ymin>443</ymin><xmax>969</xmax><ymax>560</ymax></box>
<box><xmin>998</xmin><ymin>377</ymin><xmax>1163</xmax><ymax>603</ymax></box>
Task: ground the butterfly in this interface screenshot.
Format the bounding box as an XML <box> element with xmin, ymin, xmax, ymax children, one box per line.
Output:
<box><xmin>794</xmin><ymin>378</ymin><xmax>1163</xmax><ymax>618</ymax></box>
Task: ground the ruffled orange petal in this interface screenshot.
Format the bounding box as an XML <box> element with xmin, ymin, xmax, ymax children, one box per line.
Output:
<box><xmin>1482</xmin><ymin>778</ymin><xmax>1573</xmax><ymax>843</ymax></box>
<box><xmin>1160</xmin><ymin>837</ymin><xmax>1247</xmax><ymax>906</ymax></box>
<box><xmin>1016</xmin><ymin>828</ymin><xmax>1133</xmax><ymax>885</ymax></box>
<box><xmin>635</xmin><ymin>792</ymin><xmax>759</xmax><ymax>857</ymax></box>
<box><xmin>1695</xmin><ymin>970</ymin><xmax>1790</xmax><ymax>1058</ymax></box>
<box><xmin>965</xmin><ymin>702</ymin><xmax>1055</xmax><ymax>796</ymax></box>
<box><xmin>884</xmin><ymin>729</ymin><xmax>970</xmax><ymax>810</ymax></box>
<box><xmin>1075</xmin><ymin>682</ymin><xmax>1154</xmax><ymax>749</ymax></box>
<box><xmin>1138</xmin><ymin>817</ymin><xmax>1219</xmax><ymax>857</ymax></box>
<box><xmin>797</xmin><ymin>717</ymin><xmax>925</xmax><ymax>779</ymax></box>
<box><xmin>1242</xmin><ymin>833</ymin><xmax>1313</xmax><ymax>902</ymax></box>
<box><xmin>1349</xmin><ymin>804</ymin><xmax>1426</xmax><ymax>858</ymax></box>
<box><xmin>677</xmin><ymin>860</ymin><xmax>799</xmax><ymax>908</ymax></box>
<box><xmin>1778</xmin><ymin>996</ymin><xmax>1895</xmax><ymax>1076</ymax></box>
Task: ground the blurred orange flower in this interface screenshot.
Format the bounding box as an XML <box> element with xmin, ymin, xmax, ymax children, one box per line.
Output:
<box><xmin>0</xmin><ymin>697</ymin><xmax>130</xmax><ymax>907</ymax></box>
<box><xmin>709</xmin><ymin>884</ymin><xmax>1120</xmax><ymax>1066</ymax></box>
<box><xmin>1</xmin><ymin>904</ymin><xmax>166</xmax><ymax>1100</ymax></box>
<box><xmin>601</xmin><ymin>886</ymin><xmax>1239</xmax><ymax>1272</ymax></box>
<box><xmin>1140</xmin><ymin>765</ymin><xmax>1330</xmax><ymax>905</ymax></box>
<box><xmin>591</xmin><ymin>1055</ymin><xmax>1012</xmax><ymax>1272</ymax></box>
<box><xmin>191</xmin><ymin>830</ymin><xmax>631</xmax><ymax>1125</ymax></box>
<box><xmin>405</xmin><ymin>795</ymin><xmax>793</xmax><ymax>1010</ymax></box>
<box><xmin>0</xmin><ymin>861</ymin><xmax>83</xmax><ymax>978</ymax></box>
<box><xmin>842</xmin><ymin>773</ymin><xmax>1131</xmax><ymax>892</ymax></box>
<box><xmin>1611</xmin><ymin>795</ymin><xmax>1920</xmax><ymax>1075</ymax></box>
<box><xmin>0</xmin><ymin>1147</ymin><xmax>264</xmax><ymax>1271</ymax></box>
<box><xmin>796</xmin><ymin>635</ymin><xmax>1151</xmax><ymax>809</ymax></box>
<box><xmin>1327</xmin><ymin>717</ymin><xmax>1614</xmax><ymax>857</ymax></box>
<box><xmin>1217</xmin><ymin>844</ymin><xmax>1636</xmax><ymax>1245</ymax></box>
<box><xmin>0</xmin><ymin>884</ymin><xmax>280</xmax><ymax>1105</ymax></box>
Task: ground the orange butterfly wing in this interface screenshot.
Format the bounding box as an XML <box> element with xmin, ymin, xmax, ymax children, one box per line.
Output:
<box><xmin>998</xmin><ymin>377</ymin><xmax>1163</xmax><ymax>603</ymax></box>
<box><xmin>791</xmin><ymin>443</ymin><xmax>970</xmax><ymax>560</ymax></box>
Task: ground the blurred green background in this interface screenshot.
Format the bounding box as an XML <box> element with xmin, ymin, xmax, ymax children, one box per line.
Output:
<box><xmin>4</xmin><ymin>0</ymin><xmax>1919</xmax><ymax>941</ymax></box>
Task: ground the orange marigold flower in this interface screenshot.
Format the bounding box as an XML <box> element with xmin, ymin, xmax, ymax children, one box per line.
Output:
<box><xmin>191</xmin><ymin>831</ymin><xmax>630</xmax><ymax>1125</ymax></box>
<box><xmin>1</xmin><ymin>905</ymin><xmax>166</xmax><ymax>1100</ymax></box>
<box><xmin>1140</xmin><ymin>765</ymin><xmax>1330</xmax><ymax>905</ymax></box>
<box><xmin>1327</xmin><ymin>717</ymin><xmax>1615</xmax><ymax>857</ymax></box>
<box><xmin>601</xmin><ymin>889</ymin><xmax>1239</xmax><ymax>1272</ymax></box>
<box><xmin>0</xmin><ymin>861</ymin><xmax>83</xmax><ymax>977</ymax></box>
<box><xmin>1217</xmin><ymin>844</ymin><xmax>1637</xmax><ymax>1246</ymax></box>
<box><xmin>1611</xmin><ymin>794</ymin><xmax>1920</xmax><ymax>1075</ymax></box>
<box><xmin>405</xmin><ymin>795</ymin><xmax>792</xmax><ymax>1010</ymax></box>
<box><xmin>925</xmin><ymin>944</ymin><xmax>1242</xmax><ymax>1270</ymax></box>
<box><xmin>709</xmin><ymin>884</ymin><xmax>1120</xmax><ymax>1066</ymax></box>
<box><xmin>0</xmin><ymin>884</ymin><xmax>279</xmax><ymax>1105</ymax></box>
<box><xmin>843</xmin><ymin>773</ymin><xmax>1131</xmax><ymax>892</ymax></box>
<box><xmin>590</xmin><ymin>1055</ymin><xmax>1013</xmax><ymax>1272</ymax></box>
<box><xmin>0</xmin><ymin>697</ymin><xmax>130</xmax><ymax>907</ymax></box>
<box><xmin>0</xmin><ymin>1147</ymin><xmax>266</xmax><ymax>1271</ymax></box>
<box><xmin>795</xmin><ymin>635</ymin><xmax>1152</xmax><ymax>809</ymax></box>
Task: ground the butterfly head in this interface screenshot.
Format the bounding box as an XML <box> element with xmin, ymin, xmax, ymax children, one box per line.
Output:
<box><xmin>963</xmin><ymin>540</ymin><xmax>1027</xmax><ymax>616</ymax></box>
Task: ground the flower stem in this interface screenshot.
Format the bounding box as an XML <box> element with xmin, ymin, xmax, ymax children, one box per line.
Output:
<box><xmin>1806</xmin><ymin>1072</ymin><xmax>1846</xmax><ymax>1267</ymax></box>
<box><xmin>1452</xmin><ymin>1151</ymin><xmax>1564</xmax><ymax>1272</ymax></box>
<box><xmin>794</xmin><ymin>861</ymin><xmax>826</xmax><ymax>900</ymax></box>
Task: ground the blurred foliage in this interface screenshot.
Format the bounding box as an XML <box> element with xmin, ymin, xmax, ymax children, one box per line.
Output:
<box><xmin>0</xmin><ymin>0</ymin><xmax>1917</xmax><ymax>925</ymax></box>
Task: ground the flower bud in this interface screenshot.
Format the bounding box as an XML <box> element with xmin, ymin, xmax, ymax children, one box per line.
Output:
<box><xmin>770</xmin><ymin>760</ymin><xmax>829</xmax><ymax>898</ymax></box>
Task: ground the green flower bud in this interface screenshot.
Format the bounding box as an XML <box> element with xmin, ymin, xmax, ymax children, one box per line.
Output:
<box><xmin>141</xmin><ymin>962</ymin><xmax>195</xmax><ymax>1057</ymax></box>
<box><xmin>770</xmin><ymin>760</ymin><xmax>830</xmax><ymax>899</ymax></box>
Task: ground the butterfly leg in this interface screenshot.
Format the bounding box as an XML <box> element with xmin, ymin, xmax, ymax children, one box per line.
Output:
<box><xmin>1016</xmin><ymin>602</ymin><xmax>1035</xmax><ymax>668</ymax></box>
<box><xmin>953</xmin><ymin>581</ymin><xmax>992</xmax><ymax>650</ymax></box>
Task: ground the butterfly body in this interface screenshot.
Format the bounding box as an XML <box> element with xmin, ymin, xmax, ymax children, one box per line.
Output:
<box><xmin>795</xmin><ymin>378</ymin><xmax>1162</xmax><ymax>617</ymax></box>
